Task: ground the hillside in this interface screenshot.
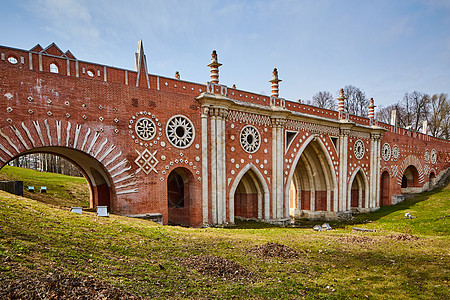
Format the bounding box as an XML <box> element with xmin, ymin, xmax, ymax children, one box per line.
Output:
<box><xmin>0</xmin><ymin>166</ymin><xmax>448</xmax><ymax>299</ymax></box>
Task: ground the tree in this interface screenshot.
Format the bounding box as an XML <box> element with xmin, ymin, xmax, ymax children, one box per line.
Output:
<box><xmin>341</xmin><ymin>85</ymin><xmax>368</xmax><ymax>116</ymax></box>
<box><xmin>376</xmin><ymin>104</ymin><xmax>397</xmax><ymax>124</ymax></box>
<box><xmin>428</xmin><ymin>93</ymin><xmax>450</xmax><ymax>139</ymax></box>
<box><xmin>397</xmin><ymin>91</ymin><xmax>429</xmax><ymax>132</ymax></box>
<box><xmin>311</xmin><ymin>91</ymin><xmax>335</xmax><ymax>110</ymax></box>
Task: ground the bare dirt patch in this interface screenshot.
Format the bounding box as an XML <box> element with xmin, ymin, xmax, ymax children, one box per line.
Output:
<box><xmin>337</xmin><ymin>236</ymin><xmax>375</xmax><ymax>244</ymax></box>
<box><xmin>250</xmin><ymin>242</ymin><xmax>299</xmax><ymax>259</ymax></box>
<box><xmin>181</xmin><ymin>255</ymin><xmax>253</xmax><ymax>281</ymax></box>
<box><xmin>385</xmin><ymin>233</ymin><xmax>421</xmax><ymax>241</ymax></box>
<box><xmin>0</xmin><ymin>272</ymin><xmax>142</xmax><ymax>299</ymax></box>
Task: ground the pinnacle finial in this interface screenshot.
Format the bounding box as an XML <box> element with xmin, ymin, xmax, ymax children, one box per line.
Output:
<box><xmin>269</xmin><ymin>68</ymin><xmax>281</xmax><ymax>97</ymax></box>
<box><xmin>207</xmin><ymin>50</ymin><xmax>222</xmax><ymax>84</ymax></box>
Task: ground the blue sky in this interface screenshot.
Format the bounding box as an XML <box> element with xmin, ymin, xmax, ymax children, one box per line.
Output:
<box><xmin>1</xmin><ymin>0</ymin><xmax>449</xmax><ymax>108</ymax></box>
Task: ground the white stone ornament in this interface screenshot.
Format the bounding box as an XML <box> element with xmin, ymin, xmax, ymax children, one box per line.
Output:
<box><xmin>166</xmin><ymin>115</ymin><xmax>195</xmax><ymax>149</ymax></box>
<box><xmin>135</xmin><ymin>117</ymin><xmax>156</xmax><ymax>141</ymax></box>
<box><xmin>382</xmin><ymin>143</ymin><xmax>391</xmax><ymax>161</ymax></box>
<box><xmin>240</xmin><ymin>125</ymin><xmax>260</xmax><ymax>153</ymax></box>
<box><xmin>430</xmin><ymin>149</ymin><xmax>437</xmax><ymax>164</ymax></box>
<box><xmin>354</xmin><ymin>140</ymin><xmax>365</xmax><ymax>160</ymax></box>
<box><xmin>392</xmin><ymin>144</ymin><xmax>399</xmax><ymax>160</ymax></box>
<box><xmin>135</xmin><ymin>149</ymin><xmax>159</xmax><ymax>174</ymax></box>
<box><xmin>424</xmin><ymin>149</ymin><xmax>430</xmax><ymax>162</ymax></box>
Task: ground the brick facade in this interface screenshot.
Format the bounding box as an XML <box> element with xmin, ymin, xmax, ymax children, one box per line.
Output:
<box><xmin>1</xmin><ymin>42</ymin><xmax>449</xmax><ymax>227</ymax></box>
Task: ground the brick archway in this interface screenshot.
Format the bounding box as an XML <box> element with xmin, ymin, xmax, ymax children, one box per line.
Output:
<box><xmin>401</xmin><ymin>165</ymin><xmax>420</xmax><ymax>188</ymax></box>
<box><xmin>229</xmin><ymin>163</ymin><xmax>269</xmax><ymax>223</ymax></box>
<box><xmin>380</xmin><ymin>171</ymin><xmax>390</xmax><ymax>206</ymax></box>
<box><xmin>0</xmin><ymin>121</ymin><xmax>136</xmax><ymax>213</ymax></box>
<box><xmin>348</xmin><ymin>167</ymin><xmax>369</xmax><ymax>211</ymax></box>
<box><xmin>1</xmin><ymin>146</ymin><xmax>112</xmax><ymax>209</ymax></box>
<box><xmin>287</xmin><ymin>135</ymin><xmax>337</xmax><ymax>218</ymax></box>
<box><xmin>167</xmin><ymin>167</ymin><xmax>198</xmax><ymax>227</ymax></box>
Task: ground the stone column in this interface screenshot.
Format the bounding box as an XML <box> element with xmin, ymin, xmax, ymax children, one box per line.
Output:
<box><xmin>219</xmin><ymin>108</ymin><xmax>229</xmax><ymax>223</ymax></box>
<box><xmin>271</xmin><ymin>117</ymin><xmax>285</xmax><ymax>219</ymax></box>
<box><xmin>375</xmin><ymin>134</ymin><xmax>381</xmax><ymax>207</ymax></box>
<box><xmin>339</xmin><ymin>128</ymin><xmax>350</xmax><ymax>211</ymax></box>
<box><xmin>201</xmin><ymin>107</ymin><xmax>209</xmax><ymax>224</ymax></box>
<box><xmin>208</xmin><ymin>107</ymin><xmax>228</xmax><ymax>225</ymax></box>
<box><xmin>210</xmin><ymin>110</ymin><xmax>217</xmax><ymax>223</ymax></box>
<box><xmin>369</xmin><ymin>133</ymin><xmax>381</xmax><ymax>208</ymax></box>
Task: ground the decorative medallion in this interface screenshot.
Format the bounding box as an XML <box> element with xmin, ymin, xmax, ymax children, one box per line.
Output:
<box><xmin>135</xmin><ymin>149</ymin><xmax>159</xmax><ymax>174</ymax></box>
<box><xmin>424</xmin><ymin>149</ymin><xmax>430</xmax><ymax>162</ymax></box>
<box><xmin>166</xmin><ymin>115</ymin><xmax>195</xmax><ymax>149</ymax></box>
<box><xmin>392</xmin><ymin>144</ymin><xmax>399</xmax><ymax>160</ymax></box>
<box><xmin>430</xmin><ymin>149</ymin><xmax>437</xmax><ymax>164</ymax></box>
<box><xmin>135</xmin><ymin>117</ymin><xmax>156</xmax><ymax>141</ymax></box>
<box><xmin>240</xmin><ymin>125</ymin><xmax>260</xmax><ymax>153</ymax></box>
<box><xmin>382</xmin><ymin>143</ymin><xmax>391</xmax><ymax>161</ymax></box>
<box><xmin>354</xmin><ymin>140</ymin><xmax>365</xmax><ymax>160</ymax></box>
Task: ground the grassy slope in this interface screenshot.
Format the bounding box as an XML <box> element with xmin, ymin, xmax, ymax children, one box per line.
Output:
<box><xmin>0</xmin><ymin>165</ymin><xmax>89</xmax><ymax>207</ymax></box>
<box><xmin>0</xmin><ymin>167</ymin><xmax>449</xmax><ymax>299</ymax></box>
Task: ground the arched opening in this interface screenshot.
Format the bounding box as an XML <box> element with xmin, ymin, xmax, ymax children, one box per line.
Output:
<box><xmin>401</xmin><ymin>165</ymin><xmax>419</xmax><ymax>188</ymax></box>
<box><xmin>380</xmin><ymin>171</ymin><xmax>390</xmax><ymax>206</ymax></box>
<box><xmin>288</xmin><ymin>138</ymin><xmax>335</xmax><ymax>218</ymax></box>
<box><xmin>234</xmin><ymin>168</ymin><xmax>263</xmax><ymax>220</ymax></box>
<box><xmin>350</xmin><ymin>170</ymin><xmax>366</xmax><ymax>210</ymax></box>
<box><xmin>167</xmin><ymin>167</ymin><xmax>194</xmax><ymax>226</ymax></box>
<box><xmin>429</xmin><ymin>172</ymin><xmax>436</xmax><ymax>187</ymax></box>
<box><xmin>0</xmin><ymin>147</ymin><xmax>112</xmax><ymax>210</ymax></box>
<box><xmin>50</xmin><ymin>63</ymin><xmax>59</xmax><ymax>73</ymax></box>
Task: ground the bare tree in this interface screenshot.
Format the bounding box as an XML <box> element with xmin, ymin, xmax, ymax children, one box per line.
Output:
<box><xmin>428</xmin><ymin>93</ymin><xmax>450</xmax><ymax>139</ymax></box>
<box><xmin>376</xmin><ymin>104</ymin><xmax>397</xmax><ymax>124</ymax></box>
<box><xmin>341</xmin><ymin>85</ymin><xmax>368</xmax><ymax>116</ymax></box>
<box><xmin>397</xmin><ymin>91</ymin><xmax>430</xmax><ymax>132</ymax></box>
<box><xmin>311</xmin><ymin>91</ymin><xmax>335</xmax><ymax>110</ymax></box>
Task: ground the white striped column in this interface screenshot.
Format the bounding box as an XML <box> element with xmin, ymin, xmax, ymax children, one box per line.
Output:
<box><xmin>209</xmin><ymin>107</ymin><xmax>228</xmax><ymax>225</ymax></box>
<box><xmin>210</xmin><ymin>111</ymin><xmax>217</xmax><ymax>224</ymax></box>
<box><xmin>271</xmin><ymin>118</ymin><xmax>286</xmax><ymax>219</ymax></box>
<box><xmin>339</xmin><ymin>129</ymin><xmax>350</xmax><ymax>211</ymax></box>
<box><xmin>201</xmin><ymin>107</ymin><xmax>209</xmax><ymax>224</ymax></box>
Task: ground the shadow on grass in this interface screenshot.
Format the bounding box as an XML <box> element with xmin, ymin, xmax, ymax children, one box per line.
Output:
<box><xmin>227</xmin><ymin>183</ymin><xmax>449</xmax><ymax>230</ymax></box>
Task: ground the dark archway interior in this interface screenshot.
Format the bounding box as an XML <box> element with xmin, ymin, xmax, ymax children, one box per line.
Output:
<box><xmin>401</xmin><ymin>166</ymin><xmax>419</xmax><ymax>188</ymax></box>
<box><xmin>350</xmin><ymin>171</ymin><xmax>365</xmax><ymax>209</ymax></box>
<box><xmin>380</xmin><ymin>171</ymin><xmax>390</xmax><ymax>206</ymax></box>
<box><xmin>167</xmin><ymin>167</ymin><xmax>193</xmax><ymax>226</ymax></box>
<box><xmin>234</xmin><ymin>169</ymin><xmax>260</xmax><ymax>219</ymax></box>
<box><xmin>289</xmin><ymin>140</ymin><xmax>334</xmax><ymax>213</ymax></box>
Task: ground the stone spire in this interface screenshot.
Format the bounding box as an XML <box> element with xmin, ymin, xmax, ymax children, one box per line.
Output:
<box><xmin>368</xmin><ymin>97</ymin><xmax>376</xmax><ymax>119</ymax></box>
<box><xmin>135</xmin><ymin>40</ymin><xmax>150</xmax><ymax>88</ymax></box>
<box><xmin>269</xmin><ymin>68</ymin><xmax>282</xmax><ymax>97</ymax></box>
<box><xmin>337</xmin><ymin>88</ymin><xmax>345</xmax><ymax>112</ymax></box>
<box><xmin>207</xmin><ymin>50</ymin><xmax>222</xmax><ymax>84</ymax></box>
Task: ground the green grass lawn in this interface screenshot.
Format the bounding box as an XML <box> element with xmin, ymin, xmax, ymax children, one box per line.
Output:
<box><xmin>0</xmin><ymin>165</ymin><xmax>89</xmax><ymax>207</ymax></box>
<box><xmin>0</xmin><ymin>166</ymin><xmax>448</xmax><ymax>299</ymax></box>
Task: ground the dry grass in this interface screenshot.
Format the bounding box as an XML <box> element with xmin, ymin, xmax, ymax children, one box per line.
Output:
<box><xmin>0</xmin><ymin>166</ymin><xmax>448</xmax><ymax>299</ymax></box>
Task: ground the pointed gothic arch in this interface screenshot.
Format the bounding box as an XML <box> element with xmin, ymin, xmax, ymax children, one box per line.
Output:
<box><xmin>348</xmin><ymin>167</ymin><xmax>369</xmax><ymax>211</ymax></box>
<box><xmin>229</xmin><ymin>163</ymin><xmax>270</xmax><ymax>223</ymax></box>
<box><xmin>286</xmin><ymin>135</ymin><xmax>337</xmax><ymax>218</ymax></box>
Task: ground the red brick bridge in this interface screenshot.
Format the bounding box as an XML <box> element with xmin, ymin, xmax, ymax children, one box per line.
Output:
<box><xmin>1</xmin><ymin>42</ymin><xmax>449</xmax><ymax>226</ymax></box>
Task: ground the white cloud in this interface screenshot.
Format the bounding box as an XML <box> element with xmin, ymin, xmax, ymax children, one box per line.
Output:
<box><xmin>28</xmin><ymin>0</ymin><xmax>101</xmax><ymax>46</ymax></box>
